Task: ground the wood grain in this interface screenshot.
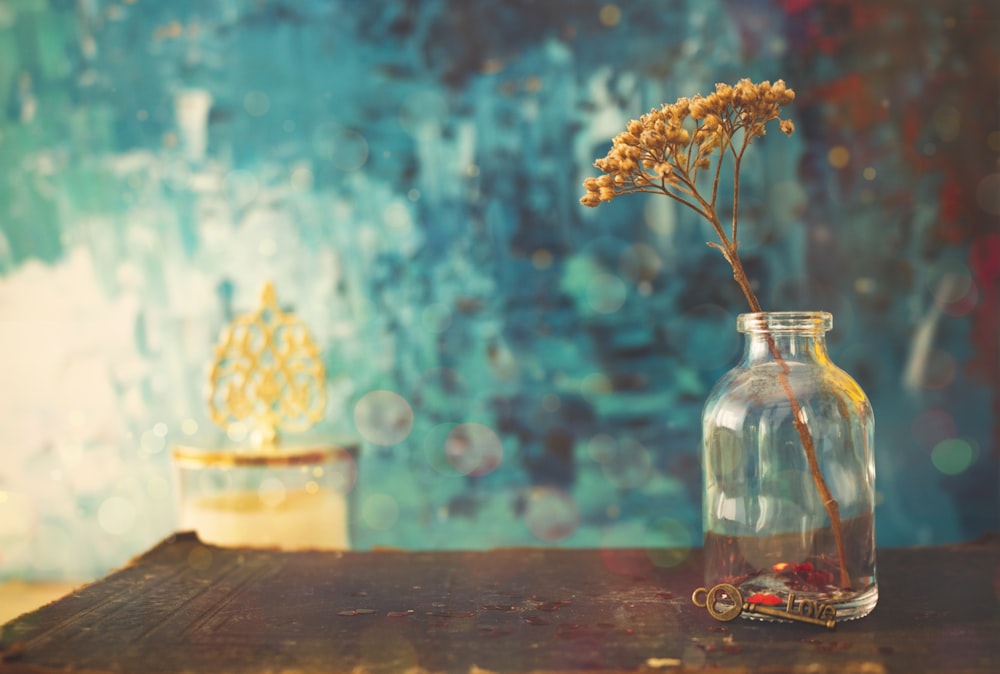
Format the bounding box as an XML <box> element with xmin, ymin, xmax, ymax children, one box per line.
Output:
<box><xmin>2</xmin><ymin>533</ymin><xmax>998</xmax><ymax>673</ymax></box>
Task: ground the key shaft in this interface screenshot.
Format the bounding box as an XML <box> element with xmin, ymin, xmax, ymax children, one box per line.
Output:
<box><xmin>743</xmin><ymin>602</ymin><xmax>836</xmax><ymax>629</ymax></box>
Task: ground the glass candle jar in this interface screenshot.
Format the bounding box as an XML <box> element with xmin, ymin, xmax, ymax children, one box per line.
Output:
<box><xmin>701</xmin><ymin>312</ymin><xmax>877</xmax><ymax>621</ymax></box>
<box><xmin>172</xmin><ymin>442</ymin><xmax>358</xmax><ymax>550</ymax></box>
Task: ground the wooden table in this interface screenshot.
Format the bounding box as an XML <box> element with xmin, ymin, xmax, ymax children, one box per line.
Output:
<box><xmin>1</xmin><ymin>532</ymin><xmax>998</xmax><ymax>673</ymax></box>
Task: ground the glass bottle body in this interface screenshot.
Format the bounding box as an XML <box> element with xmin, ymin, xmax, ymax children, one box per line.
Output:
<box><xmin>702</xmin><ymin>312</ymin><xmax>877</xmax><ymax>620</ymax></box>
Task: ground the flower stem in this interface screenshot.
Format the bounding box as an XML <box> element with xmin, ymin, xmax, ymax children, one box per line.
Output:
<box><xmin>715</xmin><ymin>241</ymin><xmax>852</xmax><ymax>590</ymax></box>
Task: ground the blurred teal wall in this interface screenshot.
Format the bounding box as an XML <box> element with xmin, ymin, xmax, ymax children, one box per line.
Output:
<box><xmin>0</xmin><ymin>0</ymin><xmax>997</xmax><ymax>579</ymax></box>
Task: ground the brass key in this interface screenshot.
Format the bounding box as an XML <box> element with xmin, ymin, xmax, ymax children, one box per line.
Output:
<box><xmin>691</xmin><ymin>584</ymin><xmax>837</xmax><ymax>630</ymax></box>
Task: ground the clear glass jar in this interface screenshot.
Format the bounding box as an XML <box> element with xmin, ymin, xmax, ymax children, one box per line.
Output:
<box><xmin>701</xmin><ymin>311</ymin><xmax>877</xmax><ymax>621</ymax></box>
<box><xmin>172</xmin><ymin>443</ymin><xmax>358</xmax><ymax>550</ymax></box>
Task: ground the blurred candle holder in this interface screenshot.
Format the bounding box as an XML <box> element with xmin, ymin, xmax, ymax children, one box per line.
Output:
<box><xmin>172</xmin><ymin>281</ymin><xmax>357</xmax><ymax>550</ymax></box>
<box><xmin>172</xmin><ymin>444</ymin><xmax>355</xmax><ymax>549</ymax></box>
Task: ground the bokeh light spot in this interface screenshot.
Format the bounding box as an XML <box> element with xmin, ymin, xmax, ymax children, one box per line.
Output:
<box><xmin>932</xmin><ymin>267</ymin><xmax>978</xmax><ymax>316</ymax></box>
<box><xmin>422</xmin><ymin>423</ymin><xmax>463</xmax><ymax>477</ymax></box>
<box><xmin>524</xmin><ymin>487</ymin><xmax>580</xmax><ymax>542</ymax></box>
<box><xmin>314</xmin><ymin>123</ymin><xmax>369</xmax><ymax>171</ymax></box>
<box><xmin>445</xmin><ymin>423</ymin><xmax>503</xmax><ymax>477</ymax></box>
<box><xmin>931</xmin><ymin>438</ymin><xmax>976</xmax><ymax>475</ymax></box>
<box><xmin>243</xmin><ymin>90</ymin><xmax>270</xmax><ymax>117</ymax></box>
<box><xmin>362</xmin><ymin>493</ymin><xmax>399</xmax><ymax>531</ymax></box>
<box><xmin>140</xmin><ymin>428</ymin><xmax>166</xmax><ymax>455</ymax></box>
<box><xmin>619</xmin><ymin>243</ymin><xmax>662</xmax><ymax>284</ymax></box>
<box><xmin>854</xmin><ymin>277</ymin><xmax>876</xmax><ymax>294</ymax></box>
<box><xmin>354</xmin><ymin>390</ymin><xmax>415</xmax><ymax>446</ymax></box>
<box><xmin>187</xmin><ymin>546</ymin><xmax>213</xmax><ymax>571</ymax></box>
<box><xmin>98</xmin><ymin>496</ymin><xmax>136</xmax><ymax>535</ymax></box>
<box><xmin>532</xmin><ymin>249</ymin><xmax>553</xmax><ymax>270</ymax></box>
<box><xmin>599</xmin><ymin>4</ymin><xmax>622</xmax><ymax>27</ymax></box>
<box><xmin>587</xmin><ymin>433</ymin><xmax>617</xmax><ymax>463</ymax></box>
<box><xmin>587</xmin><ymin>272</ymin><xmax>627</xmax><ymax>314</ymax></box>
<box><xmin>827</xmin><ymin>145</ymin><xmax>850</xmax><ymax>169</ymax></box>
<box><xmin>600</xmin><ymin>437</ymin><xmax>652</xmax><ymax>489</ymax></box>
<box><xmin>580</xmin><ymin>373</ymin><xmax>612</xmax><ymax>402</ymax></box>
<box><xmin>290</xmin><ymin>165</ymin><xmax>314</xmax><ymax>191</ymax></box>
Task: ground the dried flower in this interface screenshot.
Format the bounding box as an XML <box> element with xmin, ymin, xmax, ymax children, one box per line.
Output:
<box><xmin>581</xmin><ymin>80</ymin><xmax>852</xmax><ymax>590</ymax></box>
<box><xmin>580</xmin><ymin>78</ymin><xmax>796</xmax><ymax>313</ymax></box>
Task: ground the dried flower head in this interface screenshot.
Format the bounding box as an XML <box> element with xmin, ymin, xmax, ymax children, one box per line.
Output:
<box><xmin>580</xmin><ymin>78</ymin><xmax>796</xmax><ymax>314</ymax></box>
<box><xmin>581</xmin><ymin>78</ymin><xmax>794</xmax><ymax>208</ymax></box>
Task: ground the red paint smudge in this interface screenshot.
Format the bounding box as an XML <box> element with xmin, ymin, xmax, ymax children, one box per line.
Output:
<box><xmin>747</xmin><ymin>593</ymin><xmax>783</xmax><ymax>605</ymax></box>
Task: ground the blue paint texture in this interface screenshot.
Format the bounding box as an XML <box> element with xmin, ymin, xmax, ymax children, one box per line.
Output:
<box><xmin>0</xmin><ymin>0</ymin><xmax>997</xmax><ymax>579</ymax></box>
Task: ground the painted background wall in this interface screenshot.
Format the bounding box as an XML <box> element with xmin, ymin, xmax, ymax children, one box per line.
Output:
<box><xmin>1</xmin><ymin>0</ymin><xmax>998</xmax><ymax>580</ymax></box>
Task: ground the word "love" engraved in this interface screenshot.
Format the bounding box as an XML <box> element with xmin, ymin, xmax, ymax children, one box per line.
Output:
<box><xmin>779</xmin><ymin>591</ymin><xmax>837</xmax><ymax>623</ymax></box>
<box><xmin>691</xmin><ymin>584</ymin><xmax>837</xmax><ymax>630</ymax></box>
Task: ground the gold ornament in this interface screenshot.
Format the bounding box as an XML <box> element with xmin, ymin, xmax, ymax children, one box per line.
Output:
<box><xmin>207</xmin><ymin>281</ymin><xmax>326</xmax><ymax>450</ymax></box>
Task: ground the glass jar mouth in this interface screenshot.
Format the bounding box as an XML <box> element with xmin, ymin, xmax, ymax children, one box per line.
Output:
<box><xmin>737</xmin><ymin>311</ymin><xmax>833</xmax><ymax>334</ymax></box>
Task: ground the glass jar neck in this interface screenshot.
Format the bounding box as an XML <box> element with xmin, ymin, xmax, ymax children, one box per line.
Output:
<box><xmin>738</xmin><ymin>311</ymin><xmax>833</xmax><ymax>365</ymax></box>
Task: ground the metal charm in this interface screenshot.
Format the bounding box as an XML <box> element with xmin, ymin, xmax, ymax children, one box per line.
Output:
<box><xmin>691</xmin><ymin>584</ymin><xmax>837</xmax><ymax>630</ymax></box>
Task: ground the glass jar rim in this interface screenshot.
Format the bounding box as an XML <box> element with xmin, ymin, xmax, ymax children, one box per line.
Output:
<box><xmin>171</xmin><ymin>441</ymin><xmax>358</xmax><ymax>468</ymax></box>
<box><xmin>737</xmin><ymin>311</ymin><xmax>833</xmax><ymax>334</ymax></box>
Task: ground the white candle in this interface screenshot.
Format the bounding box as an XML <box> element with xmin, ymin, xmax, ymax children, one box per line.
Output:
<box><xmin>179</xmin><ymin>487</ymin><xmax>349</xmax><ymax>550</ymax></box>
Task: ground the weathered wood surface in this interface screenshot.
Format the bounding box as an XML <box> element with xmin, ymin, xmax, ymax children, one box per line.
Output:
<box><xmin>1</xmin><ymin>532</ymin><xmax>998</xmax><ymax>673</ymax></box>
